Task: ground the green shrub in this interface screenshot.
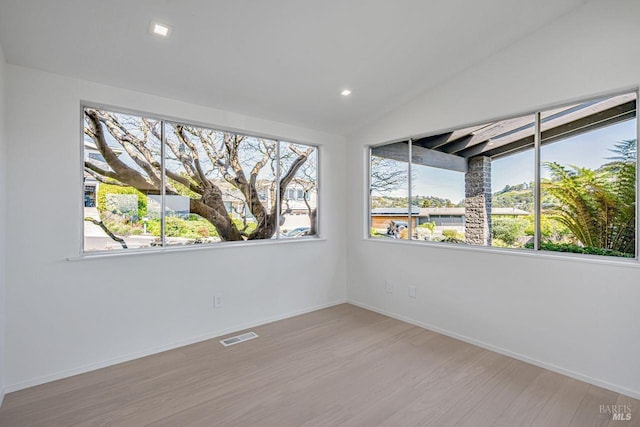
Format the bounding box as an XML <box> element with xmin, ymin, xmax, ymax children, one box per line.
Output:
<box><xmin>97</xmin><ymin>184</ymin><xmax>147</xmax><ymax>220</ymax></box>
<box><xmin>418</xmin><ymin>221</ymin><xmax>436</xmax><ymax>229</ymax></box>
<box><xmin>442</xmin><ymin>229</ymin><xmax>458</xmax><ymax>238</ymax></box>
<box><xmin>491</xmin><ymin>217</ymin><xmax>528</xmax><ymax>246</ymax></box>
<box><xmin>491</xmin><ymin>238</ymin><xmax>510</xmax><ymax>248</ymax></box>
<box><xmin>524</xmin><ymin>241</ymin><xmax>634</xmax><ymax>258</ymax></box>
<box><xmin>441</xmin><ymin>229</ymin><xmax>464</xmax><ymax>243</ymax></box>
<box><xmin>102</xmin><ymin>217</ymin><xmax>143</xmax><ymax>237</ymax></box>
<box><xmin>146</xmin><ymin>216</ymin><xmax>222</xmax><ymax>239</ymax></box>
<box><xmin>146</xmin><ymin>219</ymin><xmax>162</xmax><ymax>237</ymax></box>
<box><xmin>164</xmin><ymin>217</ymin><xmax>187</xmax><ymax>237</ymax></box>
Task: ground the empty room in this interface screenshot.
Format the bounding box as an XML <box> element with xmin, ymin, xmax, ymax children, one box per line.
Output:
<box><xmin>0</xmin><ymin>0</ymin><xmax>639</xmax><ymax>426</ymax></box>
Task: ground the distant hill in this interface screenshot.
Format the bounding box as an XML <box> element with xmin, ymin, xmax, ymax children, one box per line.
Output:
<box><xmin>372</xmin><ymin>181</ymin><xmax>560</xmax><ymax>213</ymax></box>
<box><xmin>492</xmin><ymin>182</ymin><xmax>534</xmax><ymax>213</ymax></box>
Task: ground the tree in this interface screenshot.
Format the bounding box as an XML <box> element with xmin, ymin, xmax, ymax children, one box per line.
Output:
<box><xmin>542</xmin><ymin>139</ymin><xmax>636</xmax><ymax>254</ymax></box>
<box><xmin>286</xmin><ymin>146</ymin><xmax>318</xmax><ymax>235</ymax></box>
<box><xmin>370</xmin><ymin>156</ymin><xmax>407</xmax><ymax>194</ymax></box>
<box><xmin>491</xmin><ymin>217</ymin><xmax>528</xmax><ymax>246</ymax></box>
<box><xmin>417</xmin><ymin>195</ymin><xmax>455</xmax><ymax>208</ymax></box>
<box><xmin>84</xmin><ymin>109</ymin><xmax>314</xmax><ymax>241</ymax></box>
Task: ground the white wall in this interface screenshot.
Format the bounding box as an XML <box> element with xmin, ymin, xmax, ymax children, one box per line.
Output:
<box><xmin>347</xmin><ymin>0</ymin><xmax>640</xmax><ymax>398</ymax></box>
<box><xmin>0</xmin><ymin>42</ymin><xmax>7</xmax><ymax>402</ymax></box>
<box><xmin>4</xmin><ymin>65</ymin><xmax>347</xmax><ymax>391</ymax></box>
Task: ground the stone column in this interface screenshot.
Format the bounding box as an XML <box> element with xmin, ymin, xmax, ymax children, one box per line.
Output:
<box><xmin>465</xmin><ymin>156</ymin><xmax>491</xmax><ymax>246</ymax></box>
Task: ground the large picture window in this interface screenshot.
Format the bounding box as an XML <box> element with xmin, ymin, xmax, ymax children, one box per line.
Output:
<box><xmin>369</xmin><ymin>91</ymin><xmax>638</xmax><ymax>259</ymax></box>
<box><xmin>83</xmin><ymin>107</ymin><xmax>318</xmax><ymax>253</ymax></box>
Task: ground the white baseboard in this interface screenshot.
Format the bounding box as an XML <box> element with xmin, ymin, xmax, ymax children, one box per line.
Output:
<box><xmin>347</xmin><ymin>299</ymin><xmax>640</xmax><ymax>400</ymax></box>
<box><xmin>0</xmin><ymin>386</ymin><xmax>5</xmax><ymax>408</ymax></box>
<box><xmin>5</xmin><ymin>299</ymin><xmax>347</xmax><ymax>394</ymax></box>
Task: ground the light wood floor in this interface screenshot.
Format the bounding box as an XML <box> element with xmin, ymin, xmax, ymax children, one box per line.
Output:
<box><xmin>0</xmin><ymin>304</ymin><xmax>638</xmax><ymax>426</ymax></box>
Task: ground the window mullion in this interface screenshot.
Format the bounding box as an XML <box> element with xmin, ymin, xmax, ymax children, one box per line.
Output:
<box><xmin>636</xmin><ymin>96</ymin><xmax>640</xmax><ymax>261</ymax></box>
<box><xmin>534</xmin><ymin>111</ymin><xmax>541</xmax><ymax>251</ymax></box>
<box><xmin>161</xmin><ymin>120</ymin><xmax>166</xmax><ymax>247</ymax></box>
<box><xmin>275</xmin><ymin>140</ymin><xmax>281</xmax><ymax>239</ymax></box>
<box><xmin>408</xmin><ymin>139</ymin><xmax>413</xmax><ymax>240</ymax></box>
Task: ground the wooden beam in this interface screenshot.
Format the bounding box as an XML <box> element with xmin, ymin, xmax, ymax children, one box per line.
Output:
<box><xmin>413</xmin><ymin>132</ymin><xmax>454</xmax><ymax>150</ymax></box>
<box><xmin>372</xmin><ymin>142</ymin><xmax>467</xmax><ymax>172</ymax></box>
<box><xmin>441</xmin><ymin>115</ymin><xmax>535</xmax><ymax>154</ymax></box>
<box><xmin>413</xmin><ymin>124</ymin><xmax>486</xmax><ymax>149</ymax></box>
<box><xmin>432</xmin><ymin>105</ymin><xmax>574</xmax><ymax>157</ymax></box>
<box><xmin>483</xmin><ymin>136</ymin><xmax>535</xmax><ymax>159</ymax></box>
<box><xmin>540</xmin><ymin>102</ymin><xmax>635</xmax><ymax>144</ymax></box>
<box><xmin>461</xmin><ymin>96</ymin><xmax>636</xmax><ymax>159</ymax></box>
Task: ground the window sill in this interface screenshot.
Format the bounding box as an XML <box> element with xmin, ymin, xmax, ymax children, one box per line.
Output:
<box><xmin>68</xmin><ymin>236</ymin><xmax>326</xmax><ymax>261</ymax></box>
<box><xmin>364</xmin><ymin>237</ymin><xmax>640</xmax><ymax>269</ymax></box>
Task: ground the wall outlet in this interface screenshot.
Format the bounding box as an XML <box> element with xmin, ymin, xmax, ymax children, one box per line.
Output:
<box><xmin>385</xmin><ymin>280</ymin><xmax>393</xmax><ymax>294</ymax></box>
<box><xmin>214</xmin><ymin>295</ymin><xmax>223</xmax><ymax>309</ymax></box>
<box><xmin>409</xmin><ymin>285</ymin><xmax>417</xmax><ymax>298</ymax></box>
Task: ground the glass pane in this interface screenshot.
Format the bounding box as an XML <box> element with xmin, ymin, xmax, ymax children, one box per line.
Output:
<box><xmin>370</xmin><ymin>143</ymin><xmax>409</xmax><ymax>239</ymax></box>
<box><xmin>279</xmin><ymin>142</ymin><xmax>318</xmax><ymax>238</ymax></box>
<box><xmin>164</xmin><ymin>124</ymin><xmax>278</xmax><ymax>245</ymax></box>
<box><xmin>83</xmin><ymin>108</ymin><xmax>161</xmax><ymax>252</ymax></box>
<box><xmin>539</xmin><ymin>92</ymin><xmax>637</xmax><ymax>258</ymax></box>
<box><xmin>490</xmin><ymin>114</ymin><xmax>536</xmax><ymax>250</ymax></box>
<box><xmin>410</xmin><ymin>153</ymin><xmax>465</xmax><ymax>244</ymax></box>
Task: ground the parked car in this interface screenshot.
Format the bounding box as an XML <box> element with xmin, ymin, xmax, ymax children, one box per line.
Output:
<box><xmin>282</xmin><ymin>227</ymin><xmax>310</xmax><ymax>237</ymax></box>
<box><xmin>386</xmin><ymin>220</ymin><xmax>408</xmax><ymax>237</ymax></box>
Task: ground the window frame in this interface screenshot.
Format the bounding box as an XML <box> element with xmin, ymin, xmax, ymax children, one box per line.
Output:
<box><xmin>79</xmin><ymin>102</ymin><xmax>321</xmax><ymax>256</ymax></box>
<box><xmin>366</xmin><ymin>89</ymin><xmax>640</xmax><ymax>263</ymax></box>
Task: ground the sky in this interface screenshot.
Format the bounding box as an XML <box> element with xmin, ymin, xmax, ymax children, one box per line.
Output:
<box><xmin>493</xmin><ymin>118</ymin><xmax>637</xmax><ymax>193</ymax></box>
<box><xmin>375</xmin><ymin>118</ymin><xmax>637</xmax><ymax>204</ymax></box>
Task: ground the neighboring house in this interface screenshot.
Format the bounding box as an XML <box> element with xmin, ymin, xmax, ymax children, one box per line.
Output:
<box><xmin>371</xmin><ymin>206</ymin><xmax>530</xmax><ymax>230</ymax></box>
<box><xmin>370</xmin><ymin>207</ymin><xmax>420</xmax><ymax>229</ymax></box>
<box><xmin>83</xmin><ymin>141</ymin><xmax>116</xmax><ymax>208</ymax></box>
<box><xmin>419</xmin><ymin>207</ymin><xmax>530</xmax><ymax>226</ymax></box>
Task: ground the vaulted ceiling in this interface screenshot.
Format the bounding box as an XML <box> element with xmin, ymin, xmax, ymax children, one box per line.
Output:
<box><xmin>0</xmin><ymin>0</ymin><xmax>591</xmax><ymax>135</ymax></box>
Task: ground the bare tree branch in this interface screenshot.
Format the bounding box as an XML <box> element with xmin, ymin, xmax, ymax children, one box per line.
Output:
<box><xmin>84</xmin><ymin>168</ymin><xmax>128</xmax><ymax>186</ymax></box>
<box><xmin>84</xmin><ymin>217</ymin><xmax>128</xmax><ymax>249</ymax></box>
<box><xmin>174</xmin><ymin>125</ymin><xmax>211</xmax><ymax>188</ymax></box>
<box><xmin>85</xmin><ymin>109</ymin><xmax>157</xmax><ymax>192</ymax></box>
<box><xmin>98</xmin><ymin>112</ymin><xmax>162</xmax><ymax>187</ymax></box>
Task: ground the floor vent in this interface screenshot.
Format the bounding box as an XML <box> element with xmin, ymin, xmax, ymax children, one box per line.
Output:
<box><xmin>220</xmin><ymin>332</ymin><xmax>259</xmax><ymax>347</ymax></box>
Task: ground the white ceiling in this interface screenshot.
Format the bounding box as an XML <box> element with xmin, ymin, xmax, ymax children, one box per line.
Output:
<box><xmin>0</xmin><ymin>0</ymin><xmax>590</xmax><ymax>135</ymax></box>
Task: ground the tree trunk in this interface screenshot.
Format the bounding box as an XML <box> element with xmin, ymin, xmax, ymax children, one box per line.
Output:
<box><xmin>190</xmin><ymin>188</ymin><xmax>243</xmax><ymax>241</ymax></box>
<box><xmin>309</xmin><ymin>208</ymin><xmax>317</xmax><ymax>235</ymax></box>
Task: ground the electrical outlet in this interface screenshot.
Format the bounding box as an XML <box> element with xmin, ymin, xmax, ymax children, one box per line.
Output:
<box><xmin>385</xmin><ymin>280</ymin><xmax>393</xmax><ymax>294</ymax></box>
<box><xmin>409</xmin><ymin>285</ymin><xmax>417</xmax><ymax>298</ymax></box>
<box><xmin>214</xmin><ymin>295</ymin><xmax>222</xmax><ymax>309</ymax></box>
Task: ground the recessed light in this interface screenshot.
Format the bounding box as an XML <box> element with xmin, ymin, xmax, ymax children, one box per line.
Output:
<box><xmin>150</xmin><ymin>21</ymin><xmax>171</xmax><ymax>38</ymax></box>
<box><xmin>341</xmin><ymin>89</ymin><xmax>352</xmax><ymax>96</ymax></box>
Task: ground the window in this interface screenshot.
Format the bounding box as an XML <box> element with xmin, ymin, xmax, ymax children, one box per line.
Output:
<box><xmin>87</xmin><ymin>152</ymin><xmax>106</xmax><ymax>163</ymax></box>
<box><xmin>279</xmin><ymin>141</ymin><xmax>318</xmax><ymax>238</ymax></box>
<box><xmin>369</xmin><ymin>91</ymin><xmax>637</xmax><ymax>259</ymax></box>
<box><xmin>286</xmin><ymin>188</ymin><xmax>295</xmax><ymax>200</ymax></box>
<box><xmin>83</xmin><ymin>107</ymin><xmax>319</xmax><ymax>253</ymax></box>
<box><xmin>369</xmin><ymin>143</ymin><xmax>409</xmax><ymax>239</ymax></box>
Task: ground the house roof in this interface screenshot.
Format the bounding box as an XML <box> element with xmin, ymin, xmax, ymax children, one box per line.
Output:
<box><xmin>371</xmin><ymin>207</ymin><xmax>420</xmax><ymax>216</ymax></box>
<box><xmin>372</xmin><ymin>207</ymin><xmax>530</xmax><ymax>216</ymax></box>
